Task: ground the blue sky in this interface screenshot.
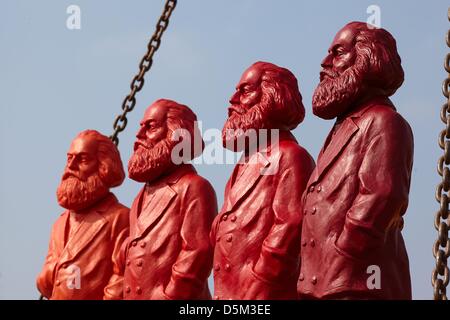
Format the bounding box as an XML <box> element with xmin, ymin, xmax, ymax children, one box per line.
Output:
<box><xmin>1</xmin><ymin>0</ymin><xmax>448</xmax><ymax>299</ymax></box>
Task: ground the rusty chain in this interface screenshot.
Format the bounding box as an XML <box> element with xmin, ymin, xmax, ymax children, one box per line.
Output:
<box><xmin>110</xmin><ymin>0</ymin><xmax>177</xmax><ymax>146</ymax></box>
<box><xmin>433</xmin><ymin>7</ymin><xmax>450</xmax><ymax>301</ymax></box>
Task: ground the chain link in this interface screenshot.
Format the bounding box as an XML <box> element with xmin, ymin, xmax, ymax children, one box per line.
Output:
<box><xmin>433</xmin><ymin>7</ymin><xmax>450</xmax><ymax>300</ymax></box>
<box><xmin>110</xmin><ymin>0</ymin><xmax>177</xmax><ymax>146</ymax></box>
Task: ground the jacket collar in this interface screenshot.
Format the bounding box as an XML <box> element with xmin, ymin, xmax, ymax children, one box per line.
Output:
<box><xmin>130</xmin><ymin>164</ymin><xmax>196</xmax><ymax>240</ymax></box>
<box><xmin>221</xmin><ymin>131</ymin><xmax>296</xmax><ymax>214</ymax></box>
<box><xmin>309</xmin><ymin>96</ymin><xmax>394</xmax><ymax>186</ymax></box>
<box><xmin>57</xmin><ymin>193</ymin><xmax>116</xmax><ymax>265</ymax></box>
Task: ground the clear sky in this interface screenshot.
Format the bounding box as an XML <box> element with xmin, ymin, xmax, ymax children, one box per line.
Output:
<box><xmin>1</xmin><ymin>0</ymin><xmax>448</xmax><ymax>299</ymax></box>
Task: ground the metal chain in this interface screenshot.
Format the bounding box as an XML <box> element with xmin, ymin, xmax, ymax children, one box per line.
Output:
<box><xmin>433</xmin><ymin>7</ymin><xmax>450</xmax><ymax>301</ymax></box>
<box><xmin>110</xmin><ymin>0</ymin><xmax>177</xmax><ymax>146</ymax></box>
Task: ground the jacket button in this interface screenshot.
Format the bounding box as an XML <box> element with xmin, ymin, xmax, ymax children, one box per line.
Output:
<box><xmin>214</xmin><ymin>264</ymin><xmax>220</xmax><ymax>272</ymax></box>
<box><xmin>136</xmin><ymin>287</ymin><xmax>142</xmax><ymax>294</ymax></box>
<box><xmin>225</xmin><ymin>264</ymin><xmax>231</xmax><ymax>271</ymax></box>
<box><xmin>302</xmin><ymin>240</ymin><xmax>307</xmax><ymax>247</ymax></box>
<box><xmin>125</xmin><ymin>286</ymin><xmax>131</xmax><ymax>293</ymax></box>
<box><xmin>317</xmin><ymin>185</ymin><xmax>322</xmax><ymax>193</ymax></box>
<box><xmin>303</xmin><ymin>208</ymin><xmax>307</xmax><ymax>216</ymax></box>
<box><xmin>312</xmin><ymin>276</ymin><xmax>317</xmax><ymax>285</ymax></box>
<box><xmin>137</xmin><ymin>260</ymin><xmax>143</xmax><ymax>267</ymax></box>
<box><xmin>231</xmin><ymin>216</ymin><xmax>237</xmax><ymax>222</ymax></box>
<box><xmin>214</xmin><ymin>295</ymin><xmax>219</xmax><ymax>300</ymax></box>
<box><xmin>299</xmin><ymin>273</ymin><xmax>304</xmax><ymax>281</ymax></box>
<box><xmin>309</xmin><ymin>185</ymin><xmax>315</xmax><ymax>193</ymax></box>
<box><xmin>55</xmin><ymin>280</ymin><xmax>61</xmax><ymax>286</ymax></box>
<box><xmin>140</xmin><ymin>242</ymin><xmax>146</xmax><ymax>248</ymax></box>
<box><xmin>226</xmin><ymin>235</ymin><xmax>233</xmax><ymax>242</ymax></box>
<box><xmin>310</xmin><ymin>239</ymin><xmax>315</xmax><ymax>247</ymax></box>
<box><xmin>311</xmin><ymin>207</ymin><xmax>317</xmax><ymax>215</ymax></box>
<box><xmin>132</xmin><ymin>241</ymin><xmax>137</xmax><ymax>247</ymax></box>
<box><xmin>126</xmin><ymin>260</ymin><xmax>131</xmax><ymax>266</ymax></box>
<box><xmin>216</xmin><ymin>236</ymin><xmax>221</xmax><ymax>242</ymax></box>
<box><xmin>222</xmin><ymin>214</ymin><xmax>228</xmax><ymax>221</ymax></box>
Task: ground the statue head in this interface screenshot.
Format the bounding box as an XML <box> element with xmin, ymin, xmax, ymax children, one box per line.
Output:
<box><xmin>128</xmin><ymin>99</ymin><xmax>204</xmax><ymax>183</ymax></box>
<box><xmin>222</xmin><ymin>61</ymin><xmax>305</xmax><ymax>151</ymax></box>
<box><xmin>57</xmin><ymin>130</ymin><xmax>125</xmax><ymax>211</ymax></box>
<box><xmin>312</xmin><ymin>21</ymin><xmax>404</xmax><ymax>120</ymax></box>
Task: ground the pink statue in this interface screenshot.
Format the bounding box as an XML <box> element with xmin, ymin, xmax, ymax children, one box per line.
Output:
<box><xmin>298</xmin><ymin>22</ymin><xmax>414</xmax><ymax>300</ymax></box>
<box><xmin>211</xmin><ymin>61</ymin><xmax>315</xmax><ymax>300</ymax></box>
<box><xmin>37</xmin><ymin>130</ymin><xmax>129</xmax><ymax>300</ymax></box>
<box><xmin>124</xmin><ymin>99</ymin><xmax>217</xmax><ymax>300</ymax></box>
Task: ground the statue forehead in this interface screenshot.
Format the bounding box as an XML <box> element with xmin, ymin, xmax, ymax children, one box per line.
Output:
<box><xmin>142</xmin><ymin>101</ymin><xmax>167</xmax><ymax>123</ymax></box>
<box><xmin>330</xmin><ymin>24</ymin><xmax>358</xmax><ymax>49</ymax></box>
<box><xmin>69</xmin><ymin>135</ymin><xmax>97</xmax><ymax>155</ymax></box>
<box><xmin>238</xmin><ymin>64</ymin><xmax>264</xmax><ymax>87</ymax></box>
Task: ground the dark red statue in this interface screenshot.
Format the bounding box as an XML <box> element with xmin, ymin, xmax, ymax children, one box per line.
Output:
<box><xmin>124</xmin><ymin>99</ymin><xmax>217</xmax><ymax>300</ymax></box>
<box><xmin>211</xmin><ymin>61</ymin><xmax>315</xmax><ymax>300</ymax></box>
<box><xmin>298</xmin><ymin>22</ymin><xmax>414</xmax><ymax>300</ymax></box>
<box><xmin>37</xmin><ymin>130</ymin><xmax>129</xmax><ymax>300</ymax></box>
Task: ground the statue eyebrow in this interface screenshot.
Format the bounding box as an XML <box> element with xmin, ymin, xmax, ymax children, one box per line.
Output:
<box><xmin>329</xmin><ymin>44</ymin><xmax>342</xmax><ymax>53</ymax></box>
<box><xmin>67</xmin><ymin>151</ymin><xmax>90</xmax><ymax>157</ymax></box>
<box><xmin>140</xmin><ymin>119</ymin><xmax>156</xmax><ymax>126</ymax></box>
<box><xmin>237</xmin><ymin>82</ymin><xmax>253</xmax><ymax>91</ymax></box>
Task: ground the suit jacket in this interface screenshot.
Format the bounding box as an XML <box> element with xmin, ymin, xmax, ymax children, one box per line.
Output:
<box><xmin>123</xmin><ymin>164</ymin><xmax>217</xmax><ymax>300</ymax></box>
<box><xmin>37</xmin><ymin>193</ymin><xmax>129</xmax><ymax>300</ymax></box>
<box><xmin>211</xmin><ymin>132</ymin><xmax>315</xmax><ymax>300</ymax></box>
<box><xmin>298</xmin><ymin>97</ymin><xmax>414</xmax><ymax>299</ymax></box>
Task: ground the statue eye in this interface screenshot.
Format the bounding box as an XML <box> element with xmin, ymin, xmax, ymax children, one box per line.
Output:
<box><xmin>80</xmin><ymin>156</ymin><xmax>90</xmax><ymax>163</ymax></box>
<box><xmin>336</xmin><ymin>48</ymin><xmax>346</xmax><ymax>56</ymax></box>
<box><xmin>243</xmin><ymin>86</ymin><xmax>252</xmax><ymax>93</ymax></box>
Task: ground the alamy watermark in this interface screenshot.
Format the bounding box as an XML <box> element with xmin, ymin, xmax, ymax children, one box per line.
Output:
<box><xmin>66</xmin><ymin>5</ymin><xmax>81</xmax><ymax>30</ymax></box>
<box><xmin>168</xmin><ymin>122</ymin><xmax>280</xmax><ymax>175</ymax></box>
<box><xmin>66</xmin><ymin>264</ymin><xmax>81</xmax><ymax>289</ymax></box>
<box><xmin>366</xmin><ymin>265</ymin><xmax>381</xmax><ymax>290</ymax></box>
<box><xmin>367</xmin><ymin>5</ymin><xmax>381</xmax><ymax>29</ymax></box>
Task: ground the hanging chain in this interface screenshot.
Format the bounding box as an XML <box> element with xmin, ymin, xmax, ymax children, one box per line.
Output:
<box><xmin>110</xmin><ymin>0</ymin><xmax>177</xmax><ymax>146</ymax></box>
<box><xmin>433</xmin><ymin>7</ymin><xmax>450</xmax><ymax>301</ymax></box>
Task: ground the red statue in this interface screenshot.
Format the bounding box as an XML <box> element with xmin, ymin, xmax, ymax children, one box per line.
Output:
<box><xmin>211</xmin><ymin>61</ymin><xmax>315</xmax><ymax>300</ymax></box>
<box><xmin>298</xmin><ymin>22</ymin><xmax>414</xmax><ymax>300</ymax></box>
<box><xmin>124</xmin><ymin>99</ymin><xmax>217</xmax><ymax>300</ymax></box>
<box><xmin>37</xmin><ymin>130</ymin><xmax>129</xmax><ymax>300</ymax></box>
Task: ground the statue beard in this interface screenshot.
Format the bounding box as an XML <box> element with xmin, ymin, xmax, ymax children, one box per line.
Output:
<box><xmin>128</xmin><ymin>137</ymin><xmax>176</xmax><ymax>183</ymax></box>
<box><xmin>312</xmin><ymin>63</ymin><xmax>367</xmax><ymax>120</ymax></box>
<box><xmin>222</xmin><ymin>94</ymin><xmax>272</xmax><ymax>152</ymax></box>
<box><xmin>56</xmin><ymin>171</ymin><xmax>109</xmax><ymax>212</ymax></box>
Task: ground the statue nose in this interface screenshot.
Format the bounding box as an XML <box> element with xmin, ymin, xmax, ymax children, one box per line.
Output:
<box><xmin>321</xmin><ymin>53</ymin><xmax>333</xmax><ymax>69</ymax></box>
<box><xmin>229</xmin><ymin>91</ymin><xmax>240</xmax><ymax>105</ymax></box>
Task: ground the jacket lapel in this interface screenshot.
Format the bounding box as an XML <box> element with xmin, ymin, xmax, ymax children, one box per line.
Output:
<box><xmin>59</xmin><ymin>211</ymin><xmax>107</xmax><ymax>265</ymax></box>
<box><xmin>53</xmin><ymin>212</ymin><xmax>70</xmax><ymax>258</ymax></box>
<box><xmin>58</xmin><ymin>194</ymin><xmax>117</xmax><ymax>265</ymax></box>
<box><xmin>129</xmin><ymin>187</ymin><xmax>145</xmax><ymax>239</ymax></box>
<box><xmin>221</xmin><ymin>177</ymin><xmax>234</xmax><ymax>214</ymax></box>
<box><xmin>130</xmin><ymin>164</ymin><xmax>195</xmax><ymax>240</ymax></box>
<box><xmin>135</xmin><ymin>185</ymin><xmax>176</xmax><ymax>238</ymax></box>
<box><xmin>311</xmin><ymin>118</ymin><xmax>359</xmax><ymax>185</ymax></box>
<box><xmin>223</xmin><ymin>152</ymin><xmax>270</xmax><ymax>214</ymax></box>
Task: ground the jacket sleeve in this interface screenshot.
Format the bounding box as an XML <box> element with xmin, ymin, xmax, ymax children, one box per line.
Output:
<box><xmin>335</xmin><ymin>111</ymin><xmax>414</xmax><ymax>259</ymax></box>
<box><xmin>103</xmin><ymin>207</ymin><xmax>130</xmax><ymax>300</ymax></box>
<box><xmin>36</xmin><ymin>221</ymin><xmax>60</xmax><ymax>299</ymax></box>
<box><xmin>164</xmin><ymin>178</ymin><xmax>218</xmax><ymax>299</ymax></box>
<box><xmin>252</xmin><ymin>147</ymin><xmax>315</xmax><ymax>285</ymax></box>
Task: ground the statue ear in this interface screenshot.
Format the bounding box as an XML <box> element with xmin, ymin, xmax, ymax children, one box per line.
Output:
<box><xmin>98</xmin><ymin>162</ymin><xmax>109</xmax><ymax>183</ymax></box>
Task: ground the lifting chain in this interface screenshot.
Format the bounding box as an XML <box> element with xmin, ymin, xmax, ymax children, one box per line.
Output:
<box><xmin>433</xmin><ymin>7</ymin><xmax>450</xmax><ymax>301</ymax></box>
<box><xmin>110</xmin><ymin>0</ymin><xmax>177</xmax><ymax>146</ymax></box>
